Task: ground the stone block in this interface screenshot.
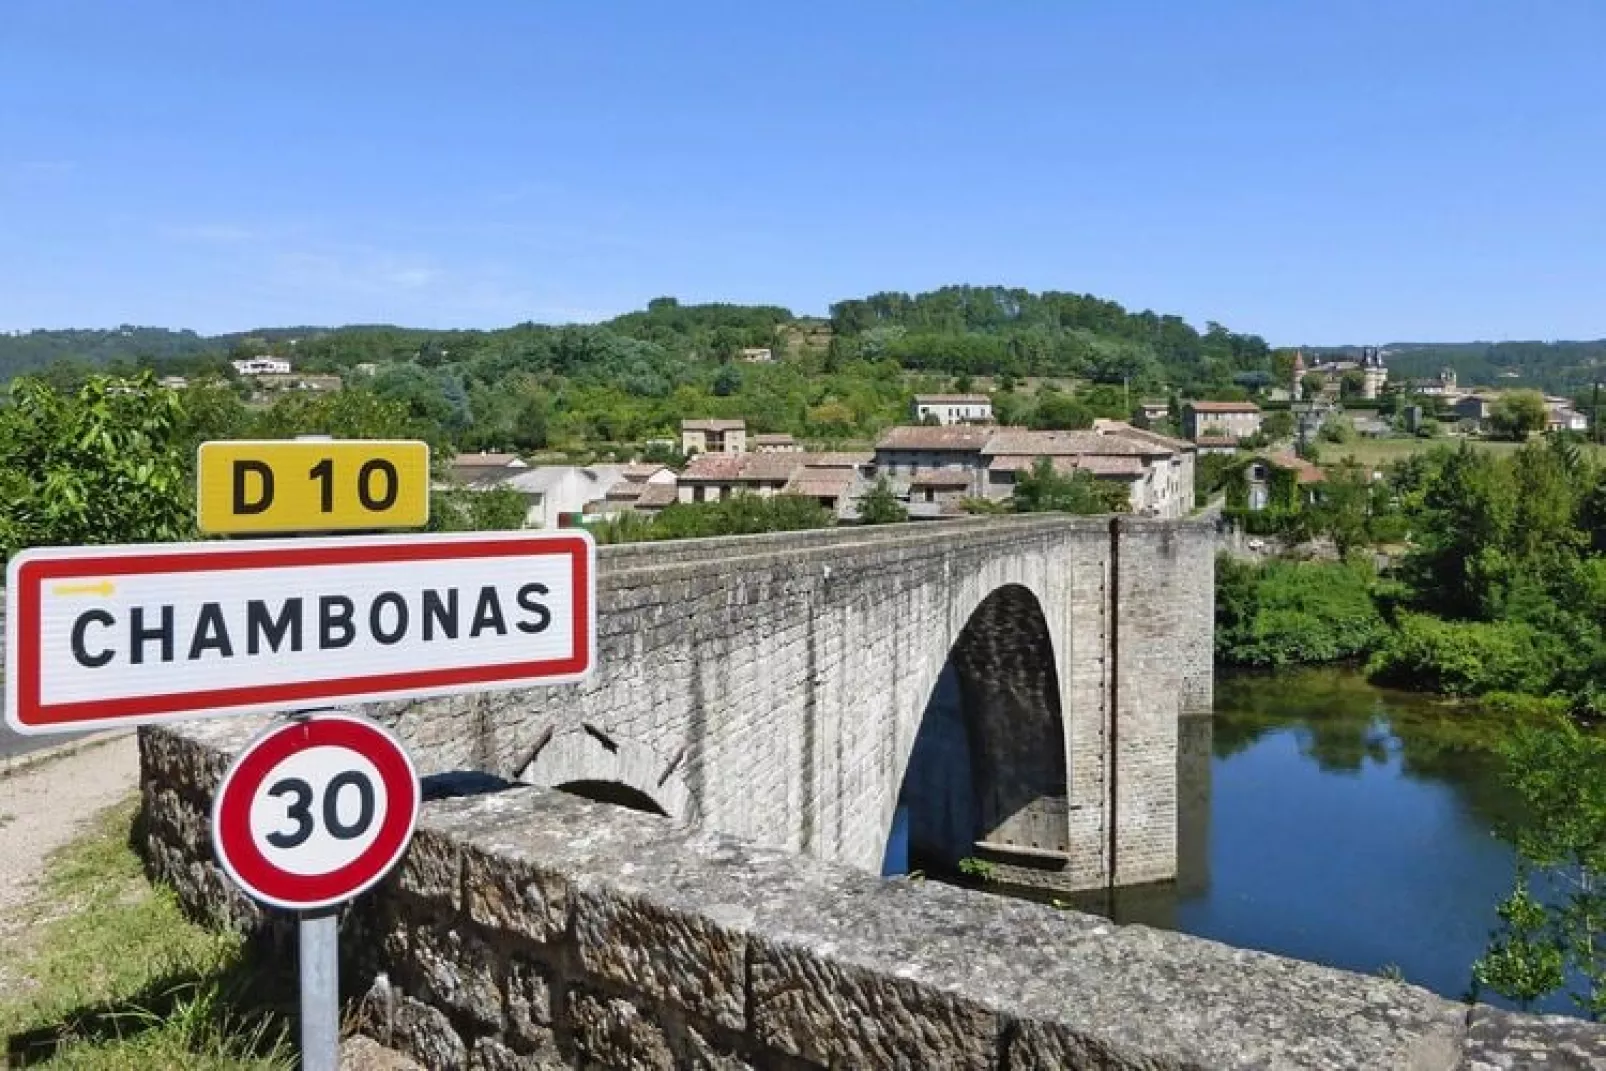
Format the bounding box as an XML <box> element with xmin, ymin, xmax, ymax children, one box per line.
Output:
<box><xmin>749</xmin><ymin>936</ymin><xmax>998</xmax><ymax>1070</ymax></box>
<box><xmin>463</xmin><ymin>849</ymin><xmax>568</xmax><ymax>945</ymax></box>
<box><xmin>403</xmin><ymin>921</ymin><xmax>505</xmax><ymax>1031</ymax></box>
<box><xmin>394</xmin><ymin>829</ymin><xmax>463</xmax><ymax>907</ymax></box>
<box><xmin>505</xmin><ymin>954</ymin><xmax>555</xmax><ymax>1048</ymax></box>
<box><xmin>468</xmin><ymin>1036</ymin><xmax>565</xmax><ymax>1070</ymax></box>
<box><xmin>572</xmin><ymin>885</ymin><xmax>746</xmax><ymax>1031</ymax></box>
<box><xmin>1462</xmin><ymin>1005</ymin><xmax>1606</xmax><ymax>1069</ymax></box>
<box><xmin>565</xmin><ymin>988</ymin><xmax>675</xmax><ymax>1071</ymax></box>
<box><xmin>393</xmin><ymin>995</ymin><xmax>469</xmax><ymax>1071</ymax></box>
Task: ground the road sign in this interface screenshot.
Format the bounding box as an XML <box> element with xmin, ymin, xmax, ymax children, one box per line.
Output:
<box><xmin>212</xmin><ymin>712</ymin><xmax>420</xmax><ymax>909</ymax></box>
<box><xmin>197</xmin><ymin>439</ymin><xmax>431</xmax><ymax>534</ymax></box>
<box><xmin>4</xmin><ymin>529</ymin><xmax>595</xmax><ymax>735</ymax></box>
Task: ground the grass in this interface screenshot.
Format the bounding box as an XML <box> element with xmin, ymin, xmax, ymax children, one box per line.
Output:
<box><xmin>1321</xmin><ymin>436</ymin><xmax>1606</xmax><ymax>468</ymax></box>
<box><xmin>0</xmin><ymin>798</ymin><xmax>295</xmax><ymax>1070</ymax></box>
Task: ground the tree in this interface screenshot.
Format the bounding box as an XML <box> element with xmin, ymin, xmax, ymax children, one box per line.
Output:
<box><xmin>1339</xmin><ymin>369</ymin><xmax>1368</xmax><ymax>399</ymax></box>
<box><xmin>1262</xmin><ymin>410</ymin><xmax>1294</xmax><ymax>442</ymax></box>
<box><xmin>1301</xmin><ymin>372</ymin><xmax>1327</xmax><ymax>399</ymax></box>
<box><xmin>0</xmin><ymin>374</ymin><xmax>194</xmax><ymax>563</ymax></box>
<box><xmin>1491</xmin><ymin>390</ymin><xmax>1549</xmax><ymax>441</ymax></box>
<box><xmin>856</xmin><ymin>477</ymin><xmax>908</xmax><ymax>524</ymax></box>
<box><xmin>1011</xmin><ymin>457</ymin><xmax>1131</xmax><ymax>514</ymax></box>
<box><xmin>1474</xmin><ymin>718</ymin><xmax>1606</xmax><ymax>1018</ymax></box>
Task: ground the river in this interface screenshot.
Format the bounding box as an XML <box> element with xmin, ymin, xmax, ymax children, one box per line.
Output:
<box><xmin>1076</xmin><ymin>666</ymin><xmax>1561</xmax><ymax>1012</ymax></box>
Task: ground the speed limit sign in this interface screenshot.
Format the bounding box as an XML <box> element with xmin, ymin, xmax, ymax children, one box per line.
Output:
<box><xmin>211</xmin><ymin>712</ymin><xmax>421</xmax><ymax>911</ymax></box>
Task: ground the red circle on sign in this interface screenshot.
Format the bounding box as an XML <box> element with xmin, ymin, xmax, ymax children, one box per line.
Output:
<box><xmin>211</xmin><ymin>713</ymin><xmax>421</xmax><ymax>911</ymax></box>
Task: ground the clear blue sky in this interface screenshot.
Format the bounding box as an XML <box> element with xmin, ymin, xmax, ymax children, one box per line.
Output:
<box><xmin>3</xmin><ymin>1</ymin><xmax>1604</xmax><ymax>346</ymax></box>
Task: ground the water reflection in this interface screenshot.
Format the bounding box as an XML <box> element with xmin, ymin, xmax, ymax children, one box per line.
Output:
<box><xmin>1081</xmin><ymin>668</ymin><xmax>1553</xmax><ymax>1012</ymax></box>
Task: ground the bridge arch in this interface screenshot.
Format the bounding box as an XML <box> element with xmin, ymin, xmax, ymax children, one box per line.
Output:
<box><xmin>515</xmin><ymin>726</ymin><xmax>695</xmax><ymax>822</ymax></box>
<box><xmin>886</xmin><ymin>580</ymin><xmax>1072</xmax><ymax>887</ymax></box>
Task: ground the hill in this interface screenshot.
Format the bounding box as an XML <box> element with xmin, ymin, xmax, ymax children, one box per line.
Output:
<box><xmin>1307</xmin><ymin>340</ymin><xmax>1606</xmax><ymax>396</ymax></box>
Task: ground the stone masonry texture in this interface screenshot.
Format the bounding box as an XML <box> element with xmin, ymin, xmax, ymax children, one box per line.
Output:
<box><xmin>140</xmin><ymin>723</ymin><xmax>1606</xmax><ymax>1070</ymax></box>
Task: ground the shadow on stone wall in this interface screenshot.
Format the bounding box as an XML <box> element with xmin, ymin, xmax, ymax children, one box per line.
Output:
<box><xmin>888</xmin><ymin>583</ymin><xmax>1068</xmax><ymax>882</ymax></box>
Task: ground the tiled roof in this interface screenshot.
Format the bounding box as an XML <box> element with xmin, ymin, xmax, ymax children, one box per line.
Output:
<box><xmin>635</xmin><ymin>482</ymin><xmax>679</xmax><ymax>508</ymax></box>
<box><xmin>451</xmin><ymin>451</ymin><xmax>525</xmax><ymax>468</ymax></box>
<box><xmin>910</xmin><ymin>468</ymin><xmax>972</xmax><ymax>488</ymax></box>
<box><xmin>680</xmin><ymin>452</ymin><xmax>863</xmax><ymax>484</ymax></box>
<box><xmin>681</xmin><ymin>418</ymin><xmax>747</xmax><ymax>432</ymax></box>
<box><xmin>1092</xmin><ymin>420</ymin><xmax>1191</xmax><ymax>452</ymax></box>
<box><xmin>982</xmin><ymin>430</ymin><xmax>1162</xmax><ymax>458</ymax></box>
<box><xmin>783</xmin><ymin>468</ymin><xmax>857</xmax><ymax>498</ymax></box>
<box><xmin>753</xmin><ymin>433</ymin><xmax>796</xmax><ymax>445</ymax></box>
<box><xmin>1185</xmin><ymin>400</ymin><xmax>1261</xmax><ymax>413</ymax></box>
<box><xmin>606</xmin><ymin>482</ymin><xmax>646</xmax><ymax>501</ymax></box>
<box><xmin>876</xmin><ymin>425</ymin><xmax>1003</xmax><ymax>451</ymax></box>
<box><xmin>1074</xmin><ymin>455</ymin><xmax>1146</xmax><ymax>477</ymax></box>
<box><xmin>621</xmin><ymin>462</ymin><xmax>669</xmax><ymax>481</ymax></box>
<box><xmin>1264</xmin><ymin>453</ymin><xmax>1325</xmax><ymax>484</ymax></box>
<box><xmin>914</xmin><ymin>394</ymin><xmax>992</xmax><ymax>405</ymax></box>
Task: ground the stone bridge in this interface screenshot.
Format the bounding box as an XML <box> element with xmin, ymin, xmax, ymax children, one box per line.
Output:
<box><xmin>366</xmin><ymin>515</ymin><xmax>1215</xmax><ymax>893</ymax></box>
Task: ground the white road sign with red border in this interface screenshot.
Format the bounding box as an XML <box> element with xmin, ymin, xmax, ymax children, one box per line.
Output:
<box><xmin>212</xmin><ymin>713</ymin><xmax>421</xmax><ymax>911</ymax></box>
<box><xmin>4</xmin><ymin>529</ymin><xmax>595</xmax><ymax>735</ymax></box>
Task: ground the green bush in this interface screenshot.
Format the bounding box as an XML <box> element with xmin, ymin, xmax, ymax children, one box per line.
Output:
<box><xmin>1215</xmin><ymin>556</ymin><xmax>1388</xmax><ymax>666</ymax></box>
<box><xmin>1367</xmin><ymin>614</ymin><xmax>1555</xmax><ymax>697</ymax></box>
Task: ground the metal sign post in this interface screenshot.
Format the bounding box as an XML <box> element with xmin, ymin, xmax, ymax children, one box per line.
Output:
<box><xmin>300</xmin><ymin>908</ymin><xmax>340</xmax><ymax>1071</ymax></box>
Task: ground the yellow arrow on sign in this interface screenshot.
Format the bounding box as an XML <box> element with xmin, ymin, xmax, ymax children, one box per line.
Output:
<box><xmin>51</xmin><ymin>581</ymin><xmax>115</xmax><ymax>597</ymax></box>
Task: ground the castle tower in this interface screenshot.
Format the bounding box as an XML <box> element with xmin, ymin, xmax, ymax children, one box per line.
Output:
<box><xmin>1291</xmin><ymin>349</ymin><xmax>1307</xmax><ymax>400</ymax></box>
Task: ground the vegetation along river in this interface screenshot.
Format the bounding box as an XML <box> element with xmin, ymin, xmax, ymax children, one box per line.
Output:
<box><xmin>1070</xmin><ymin>667</ymin><xmax>1555</xmax><ymax>1013</ymax></box>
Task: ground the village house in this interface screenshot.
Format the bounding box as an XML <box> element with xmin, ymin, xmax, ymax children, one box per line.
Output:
<box><xmin>906</xmin><ymin>468</ymin><xmax>974</xmax><ymax>518</ymax></box>
<box><xmin>872</xmin><ymin>425</ymin><xmax>997</xmax><ymax>494</ymax></box>
<box><xmin>1192</xmin><ymin>435</ymin><xmax>1240</xmax><ymax>457</ymax></box>
<box><xmin>448</xmin><ymin>451</ymin><xmax>529</xmax><ymax>486</ymax></box>
<box><xmin>1182</xmin><ymin>401</ymin><xmax>1263</xmax><ymax>443</ymax></box>
<box><xmin>1548</xmin><ymin>403</ymin><xmax>1589</xmax><ymax>433</ymax></box>
<box><xmin>782</xmin><ymin>466</ymin><xmax>862</xmax><ymax>518</ymax></box>
<box><xmin>1454</xmin><ymin>394</ymin><xmax>1498</xmax><ymax>430</ymax></box>
<box><xmin>680</xmin><ymin>449</ymin><xmax>880</xmax><ymax>513</ymax></box>
<box><xmin>981</xmin><ymin>423</ymin><xmax>1195</xmax><ymax>519</ymax></box>
<box><xmin>597</xmin><ymin>463</ymin><xmax>679</xmax><ymax>515</ymax></box>
<box><xmin>497</xmin><ymin>465</ymin><xmax>633</xmax><ymax>529</ymax></box>
<box><xmin>752</xmin><ymin>432</ymin><xmax>802</xmax><ymax>453</ymax></box>
<box><xmin>911</xmin><ymin>393</ymin><xmax>994</xmax><ymax>425</ymax></box>
<box><xmin>681</xmin><ymin>418</ymin><xmax>747</xmax><ymax>455</ymax></box>
<box><xmin>1240</xmin><ymin>453</ymin><xmax>1325</xmax><ymax>511</ymax></box>
<box><xmin>231</xmin><ymin>356</ymin><xmax>291</xmax><ymax>375</ymax></box>
<box><xmin>738</xmin><ymin>347</ymin><xmax>774</xmax><ymax>363</ymax></box>
<box><xmin>1135</xmin><ymin>401</ymin><xmax>1171</xmax><ymax>426</ymax></box>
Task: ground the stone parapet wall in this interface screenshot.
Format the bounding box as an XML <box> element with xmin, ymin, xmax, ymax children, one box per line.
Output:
<box><xmin>140</xmin><ymin>721</ymin><xmax>1606</xmax><ymax>1070</ymax></box>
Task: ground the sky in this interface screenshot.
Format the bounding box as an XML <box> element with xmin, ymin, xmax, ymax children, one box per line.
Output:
<box><xmin>2</xmin><ymin>1</ymin><xmax>1605</xmax><ymax>346</ymax></box>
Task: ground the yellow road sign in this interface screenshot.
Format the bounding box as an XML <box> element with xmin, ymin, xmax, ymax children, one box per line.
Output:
<box><xmin>197</xmin><ymin>440</ymin><xmax>431</xmax><ymax>534</ymax></box>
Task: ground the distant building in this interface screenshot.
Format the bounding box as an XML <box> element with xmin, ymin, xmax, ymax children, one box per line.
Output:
<box><xmin>253</xmin><ymin>373</ymin><xmax>342</xmax><ymax>393</ymax></box>
<box><xmin>1409</xmin><ymin>368</ymin><xmax>1458</xmax><ymax>397</ymax></box>
<box><xmin>1241</xmin><ymin>453</ymin><xmax>1325</xmax><ymax>512</ymax></box>
<box><xmin>911</xmin><ymin>393</ymin><xmax>993</xmax><ymax>426</ymax></box>
<box><xmin>752</xmin><ymin>432</ymin><xmax>802</xmax><ymax>453</ymax></box>
<box><xmin>872</xmin><ymin>425</ymin><xmax>997</xmax><ymax>494</ymax></box>
<box><xmin>1454</xmin><ymin>394</ymin><xmax>1498</xmax><ymax>430</ymax></box>
<box><xmin>739</xmin><ymin>347</ymin><xmax>774</xmax><ymax>363</ymax></box>
<box><xmin>1549</xmin><ymin>404</ymin><xmax>1589</xmax><ymax>433</ymax></box>
<box><xmin>1181</xmin><ymin>401</ymin><xmax>1263</xmax><ymax>443</ymax></box>
<box><xmin>157</xmin><ymin>375</ymin><xmax>189</xmax><ymax>390</ymax></box>
<box><xmin>231</xmin><ymin>356</ymin><xmax>291</xmax><ymax>375</ymax></box>
<box><xmin>1136</xmin><ymin>402</ymin><xmax>1171</xmax><ymax>426</ymax></box>
<box><xmin>681</xmin><ymin>418</ymin><xmax>747</xmax><ymax>455</ymax></box>
<box><xmin>677</xmin><ymin>451</ymin><xmax>870</xmax><ymax>517</ymax></box>
<box><xmin>498</xmin><ymin>465</ymin><xmax>633</xmax><ymax>529</ymax></box>
<box><xmin>449</xmin><ymin>451</ymin><xmax>529</xmax><ymax>486</ymax></box>
<box><xmin>981</xmin><ymin>424</ymin><xmax>1195</xmax><ymax>519</ymax></box>
<box><xmin>598</xmin><ymin>463</ymin><xmax>679</xmax><ymax>515</ymax></box>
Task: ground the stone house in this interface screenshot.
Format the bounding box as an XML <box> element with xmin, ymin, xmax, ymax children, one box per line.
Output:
<box><xmin>597</xmin><ymin>463</ymin><xmax>678</xmax><ymax>515</ymax></box>
<box><xmin>981</xmin><ymin>424</ymin><xmax>1195</xmax><ymax>519</ymax></box>
<box><xmin>497</xmin><ymin>465</ymin><xmax>633</xmax><ymax>529</ymax></box>
<box><xmin>448</xmin><ymin>451</ymin><xmax>529</xmax><ymax>486</ymax></box>
<box><xmin>782</xmin><ymin>466</ymin><xmax>861</xmax><ymax>519</ymax></box>
<box><xmin>872</xmin><ymin>425</ymin><xmax>996</xmax><ymax>495</ymax></box>
<box><xmin>1237</xmin><ymin>454</ymin><xmax>1324</xmax><ymax>512</ymax></box>
<box><xmin>752</xmin><ymin>433</ymin><xmax>802</xmax><ymax>453</ymax></box>
<box><xmin>1136</xmin><ymin>402</ymin><xmax>1171</xmax><ymax>426</ymax></box>
<box><xmin>1181</xmin><ymin>401</ymin><xmax>1263</xmax><ymax>443</ymax></box>
<box><xmin>676</xmin><ymin>452</ymin><xmax>870</xmax><ymax>505</ymax></box>
<box><xmin>907</xmin><ymin>468</ymin><xmax>973</xmax><ymax>517</ymax></box>
<box><xmin>681</xmin><ymin>418</ymin><xmax>747</xmax><ymax>455</ymax></box>
<box><xmin>911</xmin><ymin>394</ymin><xmax>993</xmax><ymax>426</ymax></box>
<box><xmin>1549</xmin><ymin>404</ymin><xmax>1589</xmax><ymax>433</ymax></box>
